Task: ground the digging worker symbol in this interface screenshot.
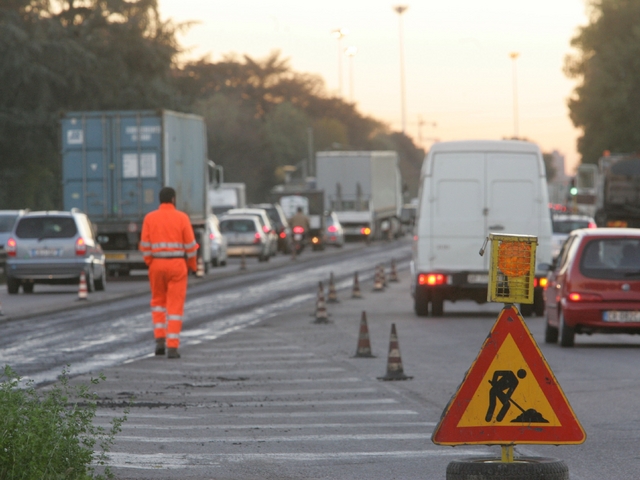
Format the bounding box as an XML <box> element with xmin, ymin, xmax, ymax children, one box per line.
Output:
<box><xmin>139</xmin><ymin>187</ymin><xmax>198</xmax><ymax>359</ymax></box>
<box><xmin>485</xmin><ymin>368</ymin><xmax>527</xmax><ymax>422</ymax></box>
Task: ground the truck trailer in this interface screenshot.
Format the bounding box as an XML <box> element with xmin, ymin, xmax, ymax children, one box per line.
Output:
<box><xmin>61</xmin><ymin>110</ymin><xmax>215</xmax><ymax>275</ymax></box>
<box><xmin>594</xmin><ymin>153</ymin><xmax>640</xmax><ymax>228</ymax></box>
<box><xmin>315</xmin><ymin>151</ymin><xmax>403</xmax><ymax>240</ymax></box>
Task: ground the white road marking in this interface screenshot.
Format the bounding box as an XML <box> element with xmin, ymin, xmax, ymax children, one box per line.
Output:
<box><xmin>213</xmin><ymin>398</ymin><xmax>397</xmax><ymax>407</ymax></box>
<box><xmin>162</xmin><ymin>387</ymin><xmax>378</xmax><ymax>397</ymax></box>
<box><xmin>116</xmin><ymin>367</ymin><xmax>345</xmax><ymax>375</ymax></box>
<box><xmin>96</xmin><ymin>409</ymin><xmax>419</xmax><ymax>419</ymax></box>
<box><xmin>96</xmin><ymin>421</ymin><xmax>437</xmax><ymax>430</ymax></box>
<box><xmin>114</xmin><ymin>433</ymin><xmax>433</xmax><ymax>443</ymax></box>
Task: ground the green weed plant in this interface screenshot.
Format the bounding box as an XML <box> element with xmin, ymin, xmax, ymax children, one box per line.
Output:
<box><xmin>0</xmin><ymin>366</ymin><xmax>128</xmax><ymax>480</ymax></box>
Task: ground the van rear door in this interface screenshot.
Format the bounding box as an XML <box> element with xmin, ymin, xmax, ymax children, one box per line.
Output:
<box><xmin>486</xmin><ymin>152</ymin><xmax>541</xmax><ymax>237</ymax></box>
<box><xmin>430</xmin><ymin>152</ymin><xmax>487</xmax><ymax>271</ymax></box>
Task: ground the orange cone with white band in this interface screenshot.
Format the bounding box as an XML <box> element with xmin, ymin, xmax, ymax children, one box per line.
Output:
<box><xmin>354</xmin><ymin>311</ymin><xmax>375</xmax><ymax>358</ymax></box>
<box><xmin>378</xmin><ymin>323</ymin><xmax>412</xmax><ymax>381</ymax></box>
<box><xmin>78</xmin><ymin>271</ymin><xmax>88</xmax><ymax>300</ymax></box>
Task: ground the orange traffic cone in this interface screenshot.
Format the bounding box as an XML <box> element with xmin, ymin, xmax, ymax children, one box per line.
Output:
<box><xmin>196</xmin><ymin>256</ymin><xmax>205</xmax><ymax>278</ymax></box>
<box><xmin>381</xmin><ymin>264</ymin><xmax>387</xmax><ymax>287</ymax></box>
<box><xmin>327</xmin><ymin>272</ymin><xmax>339</xmax><ymax>303</ymax></box>
<box><xmin>373</xmin><ymin>265</ymin><xmax>384</xmax><ymax>292</ymax></box>
<box><xmin>78</xmin><ymin>271</ymin><xmax>88</xmax><ymax>301</ymax></box>
<box><xmin>0</xmin><ymin>296</ymin><xmax>4</xmax><ymax>316</ymax></box>
<box><xmin>313</xmin><ymin>281</ymin><xmax>329</xmax><ymax>324</ymax></box>
<box><xmin>240</xmin><ymin>252</ymin><xmax>247</xmax><ymax>271</ymax></box>
<box><xmin>389</xmin><ymin>259</ymin><xmax>399</xmax><ymax>282</ymax></box>
<box><xmin>351</xmin><ymin>271</ymin><xmax>362</xmax><ymax>299</ymax></box>
<box><xmin>378</xmin><ymin>323</ymin><xmax>412</xmax><ymax>381</ymax></box>
<box><xmin>354</xmin><ymin>311</ymin><xmax>375</xmax><ymax>358</ymax></box>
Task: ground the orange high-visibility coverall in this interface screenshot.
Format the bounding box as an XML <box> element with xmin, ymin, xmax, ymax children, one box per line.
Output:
<box><xmin>139</xmin><ymin>203</ymin><xmax>198</xmax><ymax>349</ymax></box>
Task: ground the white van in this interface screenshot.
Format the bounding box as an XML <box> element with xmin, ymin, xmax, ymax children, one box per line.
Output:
<box><xmin>411</xmin><ymin>140</ymin><xmax>552</xmax><ymax>317</ymax></box>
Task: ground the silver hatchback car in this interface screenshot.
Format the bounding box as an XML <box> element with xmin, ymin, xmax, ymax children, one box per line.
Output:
<box><xmin>5</xmin><ymin>209</ymin><xmax>106</xmax><ymax>294</ymax></box>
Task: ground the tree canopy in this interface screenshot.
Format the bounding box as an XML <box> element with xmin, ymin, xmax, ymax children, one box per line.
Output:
<box><xmin>565</xmin><ymin>0</ymin><xmax>640</xmax><ymax>164</ymax></box>
<box><xmin>1</xmin><ymin>2</ymin><xmax>424</xmax><ymax>209</ymax></box>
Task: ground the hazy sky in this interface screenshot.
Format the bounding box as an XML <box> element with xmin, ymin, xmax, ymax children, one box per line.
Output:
<box><xmin>159</xmin><ymin>1</ymin><xmax>589</xmax><ymax>174</ymax></box>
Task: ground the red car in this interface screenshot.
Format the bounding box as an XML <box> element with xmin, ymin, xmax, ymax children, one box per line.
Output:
<box><xmin>544</xmin><ymin>228</ymin><xmax>640</xmax><ymax>347</ymax></box>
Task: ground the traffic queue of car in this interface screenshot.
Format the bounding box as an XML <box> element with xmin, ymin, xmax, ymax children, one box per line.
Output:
<box><xmin>0</xmin><ymin>205</ymin><xmax>347</xmax><ymax>293</ymax></box>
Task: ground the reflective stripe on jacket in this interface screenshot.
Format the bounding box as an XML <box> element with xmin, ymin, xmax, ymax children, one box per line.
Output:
<box><xmin>139</xmin><ymin>203</ymin><xmax>198</xmax><ymax>271</ymax></box>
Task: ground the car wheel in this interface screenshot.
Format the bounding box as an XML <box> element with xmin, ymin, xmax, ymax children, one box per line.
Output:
<box><xmin>520</xmin><ymin>303</ymin><xmax>534</xmax><ymax>317</ymax></box>
<box><xmin>22</xmin><ymin>282</ymin><xmax>34</xmax><ymax>294</ymax></box>
<box><xmin>7</xmin><ymin>277</ymin><xmax>20</xmax><ymax>294</ymax></box>
<box><xmin>534</xmin><ymin>289</ymin><xmax>545</xmax><ymax>316</ymax></box>
<box><xmin>558</xmin><ymin>310</ymin><xmax>575</xmax><ymax>347</ymax></box>
<box><xmin>544</xmin><ymin>312</ymin><xmax>558</xmax><ymax>344</ymax></box>
<box><xmin>446</xmin><ymin>456</ymin><xmax>568</xmax><ymax>480</ymax></box>
<box><xmin>431</xmin><ymin>293</ymin><xmax>444</xmax><ymax>317</ymax></box>
<box><xmin>414</xmin><ymin>289</ymin><xmax>429</xmax><ymax>317</ymax></box>
<box><xmin>94</xmin><ymin>267</ymin><xmax>107</xmax><ymax>291</ymax></box>
<box><xmin>221</xmin><ymin>259</ymin><xmax>227</xmax><ymax>267</ymax></box>
<box><xmin>86</xmin><ymin>269</ymin><xmax>96</xmax><ymax>293</ymax></box>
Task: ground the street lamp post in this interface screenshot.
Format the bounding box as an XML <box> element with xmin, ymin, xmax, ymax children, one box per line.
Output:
<box><xmin>509</xmin><ymin>52</ymin><xmax>520</xmax><ymax>139</ymax></box>
<box><xmin>394</xmin><ymin>5</ymin><xmax>408</xmax><ymax>134</ymax></box>
<box><xmin>331</xmin><ymin>28</ymin><xmax>348</xmax><ymax>97</ymax></box>
<box><xmin>345</xmin><ymin>46</ymin><xmax>358</xmax><ymax>102</ymax></box>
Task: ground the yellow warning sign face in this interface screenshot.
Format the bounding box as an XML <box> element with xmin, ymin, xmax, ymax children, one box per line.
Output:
<box><xmin>432</xmin><ymin>306</ymin><xmax>586</xmax><ymax>445</ymax></box>
<box><xmin>456</xmin><ymin>334</ymin><xmax>560</xmax><ymax>427</ymax></box>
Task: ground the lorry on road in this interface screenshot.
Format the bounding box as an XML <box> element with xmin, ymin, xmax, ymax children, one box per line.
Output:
<box><xmin>61</xmin><ymin>110</ymin><xmax>216</xmax><ymax>275</ymax></box>
<box><xmin>316</xmin><ymin>151</ymin><xmax>403</xmax><ymax>241</ymax></box>
<box><xmin>209</xmin><ymin>182</ymin><xmax>246</xmax><ymax>215</ymax></box>
<box><xmin>594</xmin><ymin>153</ymin><xmax>640</xmax><ymax>228</ymax></box>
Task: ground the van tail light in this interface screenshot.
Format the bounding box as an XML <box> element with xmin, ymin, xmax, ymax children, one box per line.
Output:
<box><xmin>588</xmin><ymin>222</ymin><xmax>597</xmax><ymax>229</ymax></box>
<box><xmin>209</xmin><ymin>232</ymin><xmax>215</xmax><ymax>240</ymax></box>
<box><xmin>279</xmin><ymin>231</ymin><xmax>286</xmax><ymax>239</ymax></box>
<box><xmin>534</xmin><ymin>277</ymin><xmax>549</xmax><ymax>289</ymax></box>
<box><xmin>6</xmin><ymin>238</ymin><xmax>17</xmax><ymax>257</ymax></box>
<box><xmin>253</xmin><ymin>232</ymin><xmax>262</xmax><ymax>244</ymax></box>
<box><xmin>293</xmin><ymin>226</ymin><xmax>305</xmax><ymax>234</ymax></box>
<box><xmin>328</xmin><ymin>225</ymin><xmax>337</xmax><ymax>233</ymax></box>
<box><xmin>361</xmin><ymin>227</ymin><xmax>371</xmax><ymax>235</ymax></box>
<box><xmin>418</xmin><ymin>273</ymin><xmax>447</xmax><ymax>286</ymax></box>
<box><xmin>75</xmin><ymin>237</ymin><xmax>87</xmax><ymax>255</ymax></box>
<box><xmin>568</xmin><ymin>292</ymin><xmax>602</xmax><ymax>302</ymax></box>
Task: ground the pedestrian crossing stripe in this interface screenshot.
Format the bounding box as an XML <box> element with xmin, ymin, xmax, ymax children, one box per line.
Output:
<box><xmin>431</xmin><ymin>306</ymin><xmax>586</xmax><ymax>445</ymax></box>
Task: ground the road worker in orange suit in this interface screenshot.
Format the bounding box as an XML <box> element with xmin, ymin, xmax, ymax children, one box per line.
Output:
<box><xmin>139</xmin><ymin>187</ymin><xmax>198</xmax><ymax>359</ymax></box>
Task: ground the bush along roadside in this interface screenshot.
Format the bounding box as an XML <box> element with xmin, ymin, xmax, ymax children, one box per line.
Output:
<box><xmin>0</xmin><ymin>365</ymin><xmax>128</xmax><ymax>480</ymax></box>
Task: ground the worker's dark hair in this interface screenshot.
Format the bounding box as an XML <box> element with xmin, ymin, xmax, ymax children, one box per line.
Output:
<box><xmin>159</xmin><ymin>187</ymin><xmax>176</xmax><ymax>204</ymax></box>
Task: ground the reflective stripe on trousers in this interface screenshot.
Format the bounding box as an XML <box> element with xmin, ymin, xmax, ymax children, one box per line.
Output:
<box><xmin>148</xmin><ymin>259</ymin><xmax>187</xmax><ymax>348</ymax></box>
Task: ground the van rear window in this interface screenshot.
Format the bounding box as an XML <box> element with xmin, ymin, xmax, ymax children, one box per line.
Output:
<box><xmin>15</xmin><ymin>217</ymin><xmax>78</xmax><ymax>239</ymax></box>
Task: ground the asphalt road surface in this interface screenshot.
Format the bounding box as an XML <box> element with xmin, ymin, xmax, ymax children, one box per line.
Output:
<box><xmin>2</xmin><ymin>238</ymin><xmax>640</xmax><ymax>479</ymax></box>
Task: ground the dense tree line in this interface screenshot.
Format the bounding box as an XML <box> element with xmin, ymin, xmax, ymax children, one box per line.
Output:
<box><xmin>0</xmin><ymin>0</ymin><xmax>423</xmax><ymax>209</ymax></box>
<box><xmin>565</xmin><ymin>0</ymin><xmax>640</xmax><ymax>164</ymax></box>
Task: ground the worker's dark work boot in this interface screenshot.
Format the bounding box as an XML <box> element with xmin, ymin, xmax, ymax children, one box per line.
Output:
<box><xmin>167</xmin><ymin>348</ymin><xmax>181</xmax><ymax>359</ymax></box>
<box><xmin>155</xmin><ymin>338</ymin><xmax>166</xmax><ymax>356</ymax></box>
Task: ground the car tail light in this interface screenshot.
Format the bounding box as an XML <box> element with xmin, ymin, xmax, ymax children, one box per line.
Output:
<box><xmin>209</xmin><ymin>232</ymin><xmax>215</xmax><ymax>240</ymax></box>
<box><xmin>279</xmin><ymin>231</ymin><xmax>286</xmax><ymax>238</ymax></box>
<box><xmin>413</xmin><ymin>235</ymin><xmax>418</xmax><ymax>241</ymax></box>
<box><xmin>568</xmin><ymin>292</ymin><xmax>602</xmax><ymax>302</ymax></box>
<box><xmin>6</xmin><ymin>238</ymin><xmax>16</xmax><ymax>257</ymax></box>
<box><xmin>75</xmin><ymin>237</ymin><xmax>87</xmax><ymax>255</ymax></box>
<box><xmin>328</xmin><ymin>225</ymin><xmax>337</xmax><ymax>233</ymax></box>
<box><xmin>361</xmin><ymin>227</ymin><xmax>371</xmax><ymax>235</ymax></box>
<box><xmin>253</xmin><ymin>232</ymin><xmax>262</xmax><ymax>244</ymax></box>
<box><xmin>293</xmin><ymin>226</ymin><xmax>305</xmax><ymax>234</ymax></box>
<box><xmin>418</xmin><ymin>273</ymin><xmax>446</xmax><ymax>286</ymax></box>
<box><xmin>588</xmin><ymin>222</ymin><xmax>597</xmax><ymax>229</ymax></box>
<box><xmin>262</xmin><ymin>225</ymin><xmax>270</xmax><ymax>233</ymax></box>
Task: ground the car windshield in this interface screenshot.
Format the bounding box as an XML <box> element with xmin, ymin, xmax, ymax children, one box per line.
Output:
<box><xmin>220</xmin><ymin>219</ymin><xmax>256</xmax><ymax>233</ymax></box>
<box><xmin>0</xmin><ymin>214</ymin><xmax>18</xmax><ymax>233</ymax></box>
<box><xmin>553</xmin><ymin>219</ymin><xmax>591</xmax><ymax>234</ymax></box>
<box><xmin>15</xmin><ymin>217</ymin><xmax>77</xmax><ymax>239</ymax></box>
<box><xmin>580</xmin><ymin>238</ymin><xmax>640</xmax><ymax>279</ymax></box>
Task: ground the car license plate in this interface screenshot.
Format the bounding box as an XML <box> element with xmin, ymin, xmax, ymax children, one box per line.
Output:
<box><xmin>603</xmin><ymin>311</ymin><xmax>640</xmax><ymax>323</ymax></box>
<box><xmin>105</xmin><ymin>253</ymin><xmax>127</xmax><ymax>260</ymax></box>
<box><xmin>31</xmin><ymin>248</ymin><xmax>62</xmax><ymax>257</ymax></box>
<box><xmin>468</xmin><ymin>274</ymin><xmax>489</xmax><ymax>284</ymax></box>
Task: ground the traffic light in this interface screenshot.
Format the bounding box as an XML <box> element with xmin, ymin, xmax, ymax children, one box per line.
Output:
<box><xmin>570</xmin><ymin>187</ymin><xmax>578</xmax><ymax>196</ymax></box>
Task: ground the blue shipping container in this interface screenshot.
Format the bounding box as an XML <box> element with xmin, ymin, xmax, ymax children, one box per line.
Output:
<box><xmin>61</xmin><ymin>110</ymin><xmax>208</xmax><ymax>223</ymax></box>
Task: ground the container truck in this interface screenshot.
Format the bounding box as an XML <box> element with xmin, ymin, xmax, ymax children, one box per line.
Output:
<box><xmin>209</xmin><ymin>182</ymin><xmax>246</xmax><ymax>215</ymax></box>
<box><xmin>594</xmin><ymin>153</ymin><xmax>640</xmax><ymax>228</ymax></box>
<box><xmin>315</xmin><ymin>151</ymin><xmax>403</xmax><ymax>240</ymax></box>
<box><xmin>61</xmin><ymin>110</ymin><xmax>216</xmax><ymax>275</ymax></box>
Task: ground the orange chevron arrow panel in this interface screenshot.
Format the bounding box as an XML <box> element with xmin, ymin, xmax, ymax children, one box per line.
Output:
<box><xmin>432</xmin><ymin>306</ymin><xmax>586</xmax><ymax>445</ymax></box>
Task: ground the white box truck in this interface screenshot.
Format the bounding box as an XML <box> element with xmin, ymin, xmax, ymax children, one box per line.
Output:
<box><xmin>209</xmin><ymin>183</ymin><xmax>246</xmax><ymax>215</ymax></box>
<box><xmin>411</xmin><ymin>140</ymin><xmax>552</xmax><ymax>317</ymax></box>
<box><xmin>316</xmin><ymin>151</ymin><xmax>402</xmax><ymax>240</ymax></box>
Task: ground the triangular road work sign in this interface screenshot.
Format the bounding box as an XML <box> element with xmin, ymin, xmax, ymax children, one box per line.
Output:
<box><xmin>432</xmin><ymin>306</ymin><xmax>586</xmax><ymax>445</ymax></box>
